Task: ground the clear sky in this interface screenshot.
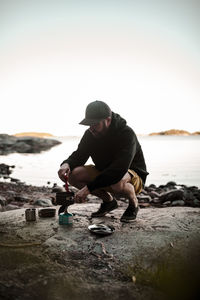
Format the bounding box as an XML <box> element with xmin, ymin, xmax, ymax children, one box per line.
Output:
<box><xmin>1</xmin><ymin>0</ymin><xmax>200</xmax><ymax>136</ymax></box>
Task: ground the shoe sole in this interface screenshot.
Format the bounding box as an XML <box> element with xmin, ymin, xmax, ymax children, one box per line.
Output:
<box><xmin>120</xmin><ymin>217</ymin><xmax>137</xmax><ymax>223</ymax></box>
<box><xmin>120</xmin><ymin>206</ymin><xmax>139</xmax><ymax>222</ymax></box>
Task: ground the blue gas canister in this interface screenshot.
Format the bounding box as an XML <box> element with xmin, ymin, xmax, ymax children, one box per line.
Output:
<box><xmin>59</xmin><ymin>212</ymin><xmax>73</xmax><ymax>225</ymax></box>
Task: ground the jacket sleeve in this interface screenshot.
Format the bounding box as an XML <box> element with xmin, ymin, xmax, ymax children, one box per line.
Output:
<box><xmin>87</xmin><ymin>130</ymin><xmax>137</xmax><ymax>192</ymax></box>
<box><xmin>61</xmin><ymin>132</ymin><xmax>90</xmax><ymax>170</ymax></box>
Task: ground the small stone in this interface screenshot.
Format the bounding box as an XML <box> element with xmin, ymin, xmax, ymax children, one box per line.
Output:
<box><xmin>6</xmin><ymin>191</ymin><xmax>16</xmax><ymax>197</ymax></box>
<box><xmin>42</xmin><ymin>280</ymin><xmax>48</xmax><ymax>286</ymax></box>
<box><xmin>193</xmin><ymin>199</ymin><xmax>200</xmax><ymax>207</ymax></box>
<box><xmin>137</xmin><ymin>195</ymin><xmax>152</xmax><ymax>203</ymax></box>
<box><xmin>159</xmin><ymin>184</ymin><xmax>166</xmax><ymax>189</ymax></box>
<box><xmin>166</xmin><ymin>181</ymin><xmax>177</xmax><ymax>186</ymax></box>
<box><xmin>52</xmin><ymin>186</ymin><xmax>65</xmax><ymax>193</ymax></box>
<box><xmin>148</xmin><ymin>184</ymin><xmax>157</xmax><ymax>189</ymax></box>
<box><xmin>132</xmin><ymin>275</ymin><xmax>136</xmax><ymax>283</ymax></box>
<box><xmin>171</xmin><ymin>200</ymin><xmax>185</xmax><ymax>206</ymax></box>
<box><xmin>14</xmin><ymin>196</ymin><xmax>30</xmax><ymax>202</ymax></box>
<box><xmin>193</xmin><ymin>190</ymin><xmax>200</xmax><ymax>200</ymax></box>
<box><xmin>5</xmin><ymin>204</ymin><xmax>20</xmax><ymax>210</ymax></box>
<box><xmin>151</xmin><ymin>198</ymin><xmax>160</xmax><ymax>204</ymax></box>
<box><xmin>141</xmin><ymin>189</ymin><xmax>148</xmax><ymax>195</ymax></box>
<box><xmin>183</xmin><ymin>190</ymin><xmax>196</xmax><ymax>201</ymax></box>
<box><xmin>10</xmin><ymin>177</ymin><xmax>20</xmax><ymax>183</ymax></box>
<box><xmin>163</xmin><ymin>201</ymin><xmax>171</xmax><ymax>206</ymax></box>
<box><xmin>10</xmin><ymin>201</ymin><xmax>24</xmax><ymax>207</ymax></box>
<box><xmin>148</xmin><ymin>191</ymin><xmax>160</xmax><ymax>198</ymax></box>
<box><xmin>33</xmin><ymin>199</ymin><xmax>52</xmax><ymax>207</ymax></box>
<box><xmin>0</xmin><ymin>195</ymin><xmax>7</xmax><ymax>206</ymax></box>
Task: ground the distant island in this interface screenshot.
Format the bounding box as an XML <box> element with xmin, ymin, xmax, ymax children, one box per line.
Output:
<box><xmin>149</xmin><ymin>129</ymin><xmax>200</xmax><ymax>136</ymax></box>
<box><xmin>0</xmin><ymin>134</ymin><xmax>61</xmax><ymax>155</ymax></box>
<box><xmin>14</xmin><ymin>132</ymin><xmax>54</xmax><ymax>138</ymax></box>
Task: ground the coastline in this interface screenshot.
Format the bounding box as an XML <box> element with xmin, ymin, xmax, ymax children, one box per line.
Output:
<box><xmin>1</xmin><ymin>179</ymin><xmax>200</xmax><ymax>213</ymax></box>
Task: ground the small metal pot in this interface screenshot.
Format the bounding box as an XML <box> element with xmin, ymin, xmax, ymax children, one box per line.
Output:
<box><xmin>25</xmin><ymin>208</ymin><xmax>36</xmax><ymax>221</ymax></box>
<box><xmin>38</xmin><ymin>208</ymin><xmax>56</xmax><ymax>218</ymax></box>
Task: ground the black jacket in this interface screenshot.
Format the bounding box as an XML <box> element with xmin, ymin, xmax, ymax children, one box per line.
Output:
<box><xmin>62</xmin><ymin>112</ymin><xmax>149</xmax><ymax>192</ymax></box>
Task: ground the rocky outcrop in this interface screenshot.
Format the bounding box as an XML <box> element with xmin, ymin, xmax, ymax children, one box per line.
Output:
<box><xmin>14</xmin><ymin>132</ymin><xmax>54</xmax><ymax>138</ymax></box>
<box><xmin>149</xmin><ymin>129</ymin><xmax>200</xmax><ymax>136</ymax></box>
<box><xmin>141</xmin><ymin>182</ymin><xmax>200</xmax><ymax>208</ymax></box>
<box><xmin>0</xmin><ymin>181</ymin><xmax>200</xmax><ymax>212</ymax></box>
<box><xmin>0</xmin><ymin>134</ymin><xmax>61</xmax><ymax>155</ymax></box>
<box><xmin>193</xmin><ymin>131</ymin><xmax>200</xmax><ymax>135</ymax></box>
<box><xmin>0</xmin><ymin>163</ymin><xmax>15</xmax><ymax>176</ymax></box>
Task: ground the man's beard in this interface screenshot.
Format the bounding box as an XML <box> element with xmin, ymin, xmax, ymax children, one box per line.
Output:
<box><xmin>90</xmin><ymin>123</ymin><xmax>108</xmax><ymax>138</ymax></box>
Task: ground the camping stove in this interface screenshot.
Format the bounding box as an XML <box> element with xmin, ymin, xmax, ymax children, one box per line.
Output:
<box><xmin>56</xmin><ymin>191</ymin><xmax>74</xmax><ymax>225</ymax></box>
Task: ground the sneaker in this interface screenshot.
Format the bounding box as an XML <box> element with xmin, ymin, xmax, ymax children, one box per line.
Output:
<box><xmin>91</xmin><ymin>199</ymin><xmax>118</xmax><ymax>218</ymax></box>
<box><xmin>120</xmin><ymin>205</ymin><xmax>139</xmax><ymax>222</ymax></box>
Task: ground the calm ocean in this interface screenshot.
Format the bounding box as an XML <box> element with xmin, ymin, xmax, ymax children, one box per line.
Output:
<box><xmin>0</xmin><ymin>135</ymin><xmax>200</xmax><ymax>188</ymax></box>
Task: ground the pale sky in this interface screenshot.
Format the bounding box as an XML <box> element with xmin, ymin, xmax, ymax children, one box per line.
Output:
<box><xmin>1</xmin><ymin>0</ymin><xmax>200</xmax><ymax>136</ymax></box>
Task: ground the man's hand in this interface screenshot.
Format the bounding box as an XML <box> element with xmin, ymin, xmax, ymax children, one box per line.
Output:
<box><xmin>58</xmin><ymin>163</ymin><xmax>71</xmax><ymax>182</ymax></box>
<box><xmin>75</xmin><ymin>186</ymin><xmax>90</xmax><ymax>203</ymax></box>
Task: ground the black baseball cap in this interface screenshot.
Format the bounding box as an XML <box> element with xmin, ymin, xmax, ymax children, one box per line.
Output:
<box><xmin>79</xmin><ymin>100</ymin><xmax>112</xmax><ymax>126</ymax></box>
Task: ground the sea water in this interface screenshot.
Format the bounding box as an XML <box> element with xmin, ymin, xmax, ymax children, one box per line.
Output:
<box><xmin>0</xmin><ymin>135</ymin><xmax>200</xmax><ymax>188</ymax></box>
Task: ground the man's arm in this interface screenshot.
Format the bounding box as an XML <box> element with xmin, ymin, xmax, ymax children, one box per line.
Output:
<box><xmin>58</xmin><ymin>163</ymin><xmax>71</xmax><ymax>182</ymax></box>
<box><xmin>74</xmin><ymin>185</ymin><xmax>90</xmax><ymax>203</ymax></box>
<box><xmin>60</xmin><ymin>131</ymin><xmax>91</xmax><ymax>171</ymax></box>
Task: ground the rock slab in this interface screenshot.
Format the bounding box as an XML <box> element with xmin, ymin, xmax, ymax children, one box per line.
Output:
<box><xmin>0</xmin><ymin>205</ymin><xmax>200</xmax><ymax>300</ymax></box>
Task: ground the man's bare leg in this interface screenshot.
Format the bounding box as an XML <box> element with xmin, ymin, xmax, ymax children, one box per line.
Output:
<box><xmin>111</xmin><ymin>172</ymin><xmax>138</xmax><ymax>207</ymax></box>
<box><xmin>110</xmin><ymin>172</ymin><xmax>139</xmax><ymax>219</ymax></box>
<box><xmin>68</xmin><ymin>167</ymin><xmax>138</xmax><ymax>220</ymax></box>
<box><xmin>110</xmin><ymin>172</ymin><xmax>139</xmax><ymax>221</ymax></box>
<box><xmin>68</xmin><ymin>166</ymin><xmax>113</xmax><ymax>202</ymax></box>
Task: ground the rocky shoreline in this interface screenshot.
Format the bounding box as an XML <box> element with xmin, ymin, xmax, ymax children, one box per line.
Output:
<box><xmin>0</xmin><ymin>134</ymin><xmax>61</xmax><ymax>155</ymax></box>
<box><xmin>0</xmin><ymin>162</ymin><xmax>200</xmax><ymax>212</ymax></box>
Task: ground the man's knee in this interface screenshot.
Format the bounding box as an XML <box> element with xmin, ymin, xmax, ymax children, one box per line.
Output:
<box><xmin>110</xmin><ymin>173</ymin><xmax>132</xmax><ymax>194</ymax></box>
<box><xmin>69</xmin><ymin>166</ymin><xmax>90</xmax><ymax>185</ymax></box>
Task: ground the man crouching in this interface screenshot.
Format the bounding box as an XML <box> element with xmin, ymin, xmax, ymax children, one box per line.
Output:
<box><xmin>58</xmin><ymin>100</ymin><xmax>149</xmax><ymax>222</ymax></box>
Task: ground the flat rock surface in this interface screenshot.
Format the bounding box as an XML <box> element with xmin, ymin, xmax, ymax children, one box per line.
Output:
<box><xmin>0</xmin><ymin>205</ymin><xmax>200</xmax><ymax>300</ymax></box>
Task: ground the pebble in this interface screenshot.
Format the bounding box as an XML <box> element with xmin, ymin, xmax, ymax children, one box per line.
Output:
<box><xmin>193</xmin><ymin>199</ymin><xmax>200</xmax><ymax>207</ymax></box>
<box><xmin>14</xmin><ymin>196</ymin><xmax>30</xmax><ymax>202</ymax></box>
<box><xmin>171</xmin><ymin>200</ymin><xmax>185</xmax><ymax>206</ymax></box>
<box><xmin>163</xmin><ymin>201</ymin><xmax>171</xmax><ymax>206</ymax></box>
<box><xmin>52</xmin><ymin>186</ymin><xmax>65</xmax><ymax>193</ymax></box>
<box><xmin>0</xmin><ymin>196</ymin><xmax>7</xmax><ymax>206</ymax></box>
<box><xmin>137</xmin><ymin>195</ymin><xmax>152</xmax><ymax>203</ymax></box>
<box><xmin>5</xmin><ymin>204</ymin><xmax>20</xmax><ymax>210</ymax></box>
<box><xmin>33</xmin><ymin>198</ymin><xmax>53</xmax><ymax>207</ymax></box>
